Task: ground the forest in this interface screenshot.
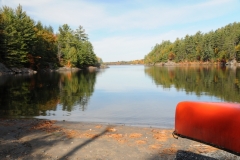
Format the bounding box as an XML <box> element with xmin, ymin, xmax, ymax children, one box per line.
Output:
<box><xmin>0</xmin><ymin>5</ymin><xmax>98</xmax><ymax>69</ymax></box>
<box><xmin>144</xmin><ymin>22</ymin><xmax>240</xmax><ymax>65</ymax></box>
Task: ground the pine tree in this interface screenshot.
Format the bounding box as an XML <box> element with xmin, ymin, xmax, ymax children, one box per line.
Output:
<box><xmin>2</xmin><ymin>5</ymin><xmax>36</xmax><ymax>67</ymax></box>
<box><xmin>33</xmin><ymin>21</ymin><xmax>58</xmax><ymax>69</ymax></box>
<box><xmin>0</xmin><ymin>12</ymin><xmax>6</xmax><ymax>61</ymax></box>
<box><xmin>58</xmin><ymin>24</ymin><xmax>97</xmax><ymax>68</ymax></box>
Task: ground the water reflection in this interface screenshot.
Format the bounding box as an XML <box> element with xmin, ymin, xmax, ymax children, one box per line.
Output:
<box><xmin>144</xmin><ymin>66</ymin><xmax>240</xmax><ymax>102</ymax></box>
<box><xmin>59</xmin><ymin>71</ymin><xmax>96</xmax><ymax>111</ymax></box>
<box><xmin>0</xmin><ymin>70</ymin><xmax>97</xmax><ymax>117</ymax></box>
<box><xmin>1</xmin><ymin>66</ymin><xmax>240</xmax><ymax>128</ymax></box>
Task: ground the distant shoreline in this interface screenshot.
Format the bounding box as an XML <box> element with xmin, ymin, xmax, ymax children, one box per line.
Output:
<box><xmin>152</xmin><ymin>60</ymin><xmax>240</xmax><ymax>67</ymax></box>
<box><xmin>104</xmin><ymin>61</ymin><xmax>240</xmax><ymax>66</ymax></box>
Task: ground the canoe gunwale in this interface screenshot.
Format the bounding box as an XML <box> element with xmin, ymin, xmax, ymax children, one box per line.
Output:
<box><xmin>173</xmin><ymin>130</ymin><xmax>240</xmax><ymax>156</ymax></box>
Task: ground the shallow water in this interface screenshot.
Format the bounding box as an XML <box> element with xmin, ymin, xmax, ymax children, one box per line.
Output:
<box><xmin>0</xmin><ymin>65</ymin><xmax>240</xmax><ymax>128</ymax></box>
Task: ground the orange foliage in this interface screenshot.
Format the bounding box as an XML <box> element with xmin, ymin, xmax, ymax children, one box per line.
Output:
<box><xmin>66</xmin><ymin>72</ymin><xmax>72</xmax><ymax>80</ymax></box>
<box><xmin>66</xmin><ymin>60</ymin><xmax>72</xmax><ymax>68</ymax></box>
<box><xmin>168</xmin><ymin>52</ymin><xmax>175</xmax><ymax>60</ymax></box>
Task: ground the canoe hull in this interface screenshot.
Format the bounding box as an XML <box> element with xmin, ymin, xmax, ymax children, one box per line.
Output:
<box><xmin>174</xmin><ymin>101</ymin><xmax>240</xmax><ymax>155</ymax></box>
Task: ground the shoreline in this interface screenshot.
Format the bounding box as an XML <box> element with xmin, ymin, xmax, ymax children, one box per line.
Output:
<box><xmin>0</xmin><ymin>62</ymin><xmax>108</xmax><ymax>76</ymax></box>
<box><xmin>153</xmin><ymin>61</ymin><xmax>240</xmax><ymax>67</ymax></box>
<box><xmin>0</xmin><ymin>118</ymin><xmax>238</xmax><ymax>159</ymax></box>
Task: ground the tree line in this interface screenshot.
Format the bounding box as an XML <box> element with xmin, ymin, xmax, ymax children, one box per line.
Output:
<box><xmin>0</xmin><ymin>5</ymin><xmax>98</xmax><ymax>69</ymax></box>
<box><xmin>105</xmin><ymin>59</ymin><xmax>144</xmax><ymax>65</ymax></box>
<box><xmin>144</xmin><ymin>22</ymin><xmax>240</xmax><ymax>65</ymax></box>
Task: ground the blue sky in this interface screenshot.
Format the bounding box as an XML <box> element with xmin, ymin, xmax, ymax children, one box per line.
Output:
<box><xmin>1</xmin><ymin>0</ymin><xmax>240</xmax><ymax>62</ymax></box>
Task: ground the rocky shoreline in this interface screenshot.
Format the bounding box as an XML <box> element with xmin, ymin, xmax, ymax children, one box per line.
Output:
<box><xmin>154</xmin><ymin>60</ymin><xmax>240</xmax><ymax>67</ymax></box>
<box><xmin>0</xmin><ymin>63</ymin><xmax>36</xmax><ymax>76</ymax></box>
<box><xmin>0</xmin><ymin>63</ymin><xmax>109</xmax><ymax>76</ymax></box>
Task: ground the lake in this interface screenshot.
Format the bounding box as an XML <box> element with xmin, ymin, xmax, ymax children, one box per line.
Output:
<box><xmin>0</xmin><ymin>65</ymin><xmax>240</xmax><ymax>128</ymax></box>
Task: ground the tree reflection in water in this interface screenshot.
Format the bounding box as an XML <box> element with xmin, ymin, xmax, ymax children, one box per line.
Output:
<box><xmin>144</xmin><ymin>66</ymin><xmax>240</xmax><ymax>103</ymax></box>
<box><xmin>59</xmin><ymin>70</ymin><xmax>97</xmax><ymax>112</ymax></box>
<box><xmin>0</xmin><ymin>70</ymin><xmax>97</xmax><ymax>117</ymax></box>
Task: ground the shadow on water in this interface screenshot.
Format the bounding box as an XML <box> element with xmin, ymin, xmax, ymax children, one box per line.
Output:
<box><xmin>0</xmin><ymin>70</ymin><xmax>98</xmax><ymax>118</ymax></box>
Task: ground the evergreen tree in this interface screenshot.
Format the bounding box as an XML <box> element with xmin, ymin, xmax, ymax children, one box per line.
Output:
<box><xmin>0</xmin><ymin>12</ymin><xmax>6</xmax><ymax>61</ymax></box>
<box><xmin>33</xmin><ymin>22</ymin><xmax>58</xmax><ymax>69</ymax></box>
<box><xmin>2</xmin><ymin>5</ymin><xmax>36</xmax><ymax>67</ymax></box>
<box><xmin>0</xmin><ymin>5</ymin><xmax>98</xmax><ymax>69</ymax></box>
<box><xmin>58</xmin><ymin>24</ymin><xmax>97</xmax><ymax>68</ymax></box>
<box><xmin>75</xmin><ymin>25</ymin><xmax>88</xmax><ymax>41</ymax></box>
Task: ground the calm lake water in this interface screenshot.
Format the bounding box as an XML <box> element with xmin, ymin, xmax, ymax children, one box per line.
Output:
<box><xmin>0</xmin><ymin>65</ymin><xmax>240</xmax><ymax>128</ymax></box>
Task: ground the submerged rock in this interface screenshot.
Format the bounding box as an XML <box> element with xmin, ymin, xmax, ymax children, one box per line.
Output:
<box><xmin>99</xmin><ymin>64</ymin><xmax>109</xmax><ymax>69</ymax></box>
<box><xmin>0</xmin><ymin>63</ymin><xmax>36</xmax><ymax>75</ymax></box>
<box><xmin>88</xmin><ymin>66</ymin><xmax>99</xmax><ymax>71</ymax></box>
<box><xmin>11</xmin><ymin>67</ymin><xmax>22</xmax><ymax>73</ymax></box>
<box><xmin>56</xmin><ymin>67</ymin><xmax>81</xmax><ymax>72</ymax></box>
<box><xmin>0</xmin><ymin>63</ymin><xmax>12</xmax><ymax>74</ymax></box>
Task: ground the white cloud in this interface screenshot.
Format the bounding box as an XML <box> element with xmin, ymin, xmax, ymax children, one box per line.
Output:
<box><xmin>3</xmin><ymin>0</ymin><xmax>235</xmax><ymax>31</ymax></box>
<box><xmin>1</xmin><ymin>0</ymin><xmax>239</xmax><ymax>61</ymax></box>
<box><xmin>92</xmin><ymin>28</ymin><xmax>201</xmax><ymax>62</ymax></box>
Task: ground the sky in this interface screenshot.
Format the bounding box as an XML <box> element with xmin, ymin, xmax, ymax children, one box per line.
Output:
<box><xmin>1</xmin><ymin>0</ymin><xmax>240</xmax><ymax>62</ymax></box>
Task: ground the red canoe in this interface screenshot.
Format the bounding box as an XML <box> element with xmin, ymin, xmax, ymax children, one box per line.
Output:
<box><xmin>173</xmin><ymin>101</ymin><xmax>240</xmax><ymax>155</ymax></box>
